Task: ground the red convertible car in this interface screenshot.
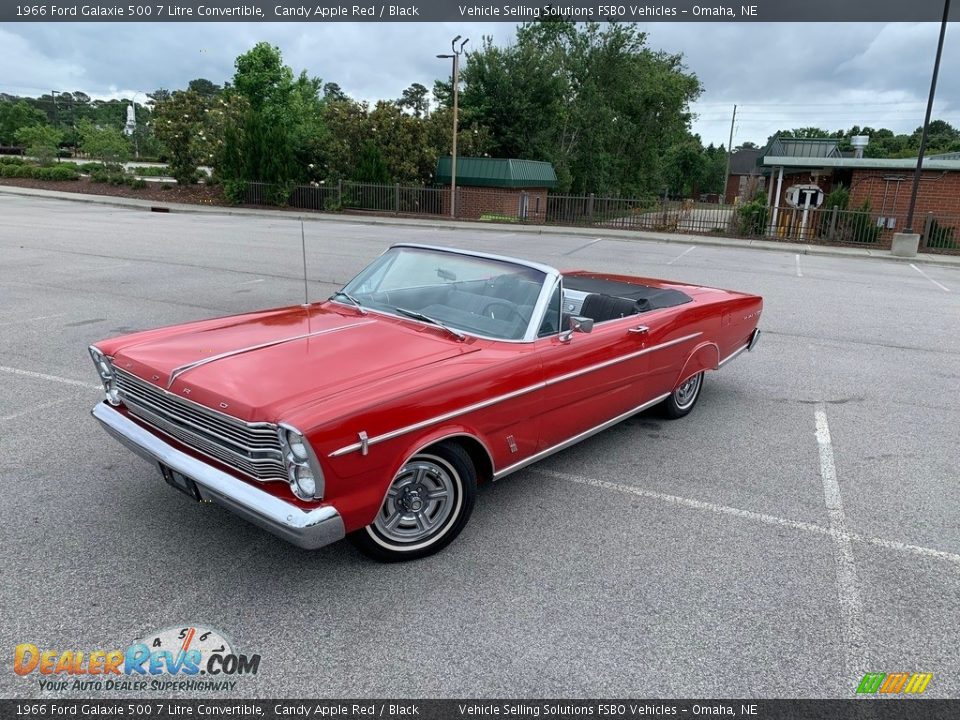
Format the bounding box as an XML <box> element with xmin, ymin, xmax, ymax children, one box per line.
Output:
<box><xmin>91</xmin><ymin>244</ymin><xmax>761</xmax><ymax>561</ymax></box>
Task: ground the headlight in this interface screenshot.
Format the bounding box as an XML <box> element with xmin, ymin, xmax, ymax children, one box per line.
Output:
<box><xmin>279</xmin><ymin>424</ymin><xmax>323</xmax><ymax>500</ymax></box>
<box><xmin>285</xmin><ymin>429</ymin><xmax>308</xmax><ymax>462</ymax></box>
<box><xmin>89</xmin><ymin>346</ymin><xmax>121</xmax><ymax>407</ymax></box>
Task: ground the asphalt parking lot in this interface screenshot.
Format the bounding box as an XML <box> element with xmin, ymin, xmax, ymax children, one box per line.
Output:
<box><xmin>1</xmin><ymin>193</ymin><xmax>958</xmax><ymax>700</ymax></box>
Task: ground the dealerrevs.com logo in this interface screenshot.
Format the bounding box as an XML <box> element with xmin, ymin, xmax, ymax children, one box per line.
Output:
<box><xmin>14</xmin><ymin>625</ymin><xmax>261</xmax><ymax>692</ymax></box>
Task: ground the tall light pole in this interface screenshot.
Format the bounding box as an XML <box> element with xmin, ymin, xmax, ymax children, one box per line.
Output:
<box><xmin>438</xmin><ymin>35</ymin><xmax>468</xmax><ymax>218</ymax></box>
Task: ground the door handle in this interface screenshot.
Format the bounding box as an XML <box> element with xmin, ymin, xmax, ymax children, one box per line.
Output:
<box><xmin>628</xmin><ymin>325</ymin><xmax>649</xmax><ymax>335</ymax></box>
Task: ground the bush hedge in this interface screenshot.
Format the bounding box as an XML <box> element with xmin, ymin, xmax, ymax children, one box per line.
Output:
<box><xmin>0</xmin><ymin>164</ymin><xmax>79</xmax><ymax>180</ymax></box>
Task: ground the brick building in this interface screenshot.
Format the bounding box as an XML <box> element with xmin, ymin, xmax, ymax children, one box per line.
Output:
<box><xmin>435</xmin><ymin>156</ymin><xmax>557</xmax><ymax>222</ymax></box>
<box><xmin>761</xmin><ymin>139</ymin><xmax>960</xmax><ymax>244</ymax></box>
<box><xmin>723</xmin><ymin>148</ymin><xmax>765</xmax><ymax>204</ymax></box>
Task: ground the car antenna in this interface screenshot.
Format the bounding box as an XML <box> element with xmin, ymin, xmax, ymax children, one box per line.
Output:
<box><xmin>300</xmin><ymin>220</ymin><xmax>310</xmax><ymax>307</ymax></box>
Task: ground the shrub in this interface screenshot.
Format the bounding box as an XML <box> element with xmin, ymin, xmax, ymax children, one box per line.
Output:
<box><xmin>127</xmin><ymin>165</ymin><xmax>171</xmax><ymax>177</ymax></box>
<box><xmin>735</xmin><ymin>193</ymin><xmax>769</xmax><ymax>236</ymax></box>
<box><xmin>31</xmin><ymin>165</ymin><xmax>80</xmax><ymax>181</ymax></box>
<box><xmin>79</xmin><ymin>162</ymin><xmax>104</xmax><ymax>173</ymax></box>
<box><xmin>12</xmin><ymin>165</ymin><xmax>36</xmax><ymax>178</ymax></box>
<box><xmin>0</xmin><ymin>156</ymin><xmax>25</xmax><ymax>166</ymax></box>
<box><xmin>126</xmin><ymin>177</ymin><xmax>148</xmax><ymax>189</ymax></box>
<box><xmin>925</xmin><ymin>217</ymin><xmax>957</xmax><ymax>249</ymax></box>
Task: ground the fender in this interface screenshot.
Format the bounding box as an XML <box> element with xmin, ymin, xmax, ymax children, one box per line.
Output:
<box><xmin>673</xmin><ymin>341</ymin><xmax>719</xmax><ymax>389</ymax></box>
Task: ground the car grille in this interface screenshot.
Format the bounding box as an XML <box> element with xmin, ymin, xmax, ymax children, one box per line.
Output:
<box><xmin>114</xmin><ymin>370</ymin><xmax>286</xmax><ymax>482</ymax></box>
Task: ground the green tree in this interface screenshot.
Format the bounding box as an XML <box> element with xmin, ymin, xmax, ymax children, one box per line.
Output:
<box><xmin>457</xmin><ymin>22</ymin><xmax>701</xmax><ymax>197</ymax></box>
<box><xmin>153</xmin><ymin>90</ymin><xmax>211</xmax><ymax>184</ymax></box>
<box><xmin>398</xmin><ymin>83</ymin><xmax>430</xmax><ymax>118</ymax></box>
<box><xmin>15</xmin><ymin>124</ymin><xmax>62</xmax><ymax>165</ymax></box>
<box><xmin>219</xmin><ymin>42</ymin><xmax>326</xmax><ymax>203</ymax></box>
<box><xmin>77</xmin><ymin>119</ymin><xmax>131</xmax><ymax>164</ymax></box>
<box><xmin>187</xmin><ymin>78</ymin><xmax>222</xmax><ymax>98</ymax></box>
<box><xmin>0</xmin><ymin>100</ymin><xmax>46</xmax><ymax>146</ymax></box>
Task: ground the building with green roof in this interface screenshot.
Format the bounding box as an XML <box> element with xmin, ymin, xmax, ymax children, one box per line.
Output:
<box><xmin>434</xmin><ymin>156</ymin><xmax>558</xmax><ymax>221</ymax></box>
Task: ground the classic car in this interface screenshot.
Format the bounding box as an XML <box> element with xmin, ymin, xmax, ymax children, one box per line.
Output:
<box><xmin>90</xmin><ymin>244</ymin><xmax>762</xmax><ymax>561</ymax></box>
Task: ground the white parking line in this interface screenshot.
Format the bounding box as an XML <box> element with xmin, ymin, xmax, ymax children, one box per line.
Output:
<box><xmin>0</xmin><ymin>313</ymin><xmax>68</xmax><ymax>328</ymax></box>
<box><xmin>0</xmin><ymin>365</ymin><xmax>101</xmax><ymax>390</ymax></box>
<box><xmin>239</xmin><ymin>278</ymin><xmax>265</xmax><ymax>285</ymax></box>
<box><xmin>531</xmin><ymin>467</ymin><xmax>960</xmax><ymax>568</ymax></box>
<box><xmin>0</xmin><ymin>398</ymin><xmax>72</xmax><ymax>422</ymax></box>
<box><xmin>909</xmin><ymin>264</ymin><xmax>951</xmax><ymax>292</ymax></box>
<box><xmin>815</xmin><ymin>404</ymin><xmax>866</xmax><ymax>680</ymax></box>
<box><xmin>795</xmin><ymin>254</ymin><xmax>803</xmax><ymax>277</ymax></box>
<box><xmin>667</xmin><ymin>246</ymin><xmax>697</xmax><ymax>265</ymax></box>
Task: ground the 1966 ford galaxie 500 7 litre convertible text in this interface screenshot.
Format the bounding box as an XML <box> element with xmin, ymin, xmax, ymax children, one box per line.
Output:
<box><xmin>91</xmin><ymin>244</ymin><xmax>761</xmax><ymax>561</ymax></box>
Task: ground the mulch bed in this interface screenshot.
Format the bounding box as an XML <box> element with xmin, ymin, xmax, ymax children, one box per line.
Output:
<box><xmin>0</xmin><ymin>176</ymin><xmax>228</xmax><ymax>206</ymax></box>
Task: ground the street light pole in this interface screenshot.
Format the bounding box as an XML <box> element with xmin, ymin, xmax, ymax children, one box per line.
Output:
<box><xmin>438</xmin><ymin>35</ymin><xmax>468</xmax><ymax>219</ymax></box>
<box><xmin>905</xmin><ymin>0</ymin><xmax>951</xmax><ymax>232</ymax></box>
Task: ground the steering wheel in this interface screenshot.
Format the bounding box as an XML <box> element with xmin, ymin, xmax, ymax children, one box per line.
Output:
<box><xmin>481</xmin><ymin>301</ymin><xmax>526</xmax><ymax>324</ymax></box>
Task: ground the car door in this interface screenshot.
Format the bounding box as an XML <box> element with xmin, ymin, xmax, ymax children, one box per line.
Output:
<box><xmin>535</xmin><ymin>312</ymin><xmax>654</xmax><ymax>451</ymax></box>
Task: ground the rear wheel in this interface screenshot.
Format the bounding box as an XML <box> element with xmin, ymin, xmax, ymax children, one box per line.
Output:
<box><xmin>660</xmin><ymin>371</ymin><xmax>704</xmax><ymax>419</ymax></box>
<box><xmin>350</xmin><ymin>442</ymin><xmax>477</xmax><ymax>562</ymax></box>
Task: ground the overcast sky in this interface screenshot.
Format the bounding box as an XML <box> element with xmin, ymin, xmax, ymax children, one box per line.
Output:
<box><xmin>1</xmin><ymin>21</ymin><xmax>958</xmax><ymax>147</ymax></box>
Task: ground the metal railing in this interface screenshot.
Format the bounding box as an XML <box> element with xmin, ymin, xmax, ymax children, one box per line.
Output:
<box><xmin>238</xmin><ymin>181</ymin><xmax>959</xmax><ymax>255</ymax></box>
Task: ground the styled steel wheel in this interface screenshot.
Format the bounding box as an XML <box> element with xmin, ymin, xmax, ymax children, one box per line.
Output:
<box><xmin>350</xmin><ymin>443</ymin><xmax>477</xmax><ymax>562</ymax></box>
<box><xmin>661</xmin><ymin>371</ymin><xmax>704</xmax><ymax>419</ymax></box>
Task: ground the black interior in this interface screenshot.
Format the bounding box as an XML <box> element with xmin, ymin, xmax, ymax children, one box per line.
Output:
<box><xmin>565</xmin><ymin>275</ymin><xmax>693</xmax><ymax>323</ymax></box>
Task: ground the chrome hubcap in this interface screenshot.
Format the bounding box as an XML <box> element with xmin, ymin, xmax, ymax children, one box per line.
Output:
<box><xmin>674</xmin><ymin>373</ymin><xmax>701</xmax><ymax>409</ymax></box>
<box><xmin>374</xmin><ymin>459</ymin><xmax>456</xmax><ymax>544</ymax></box>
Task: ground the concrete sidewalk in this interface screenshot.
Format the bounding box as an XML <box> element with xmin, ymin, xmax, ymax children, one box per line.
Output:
<box><xmin>3</xmin><ymin>183</ymin><xmax>959</xmax><ymax>268</ymax></box>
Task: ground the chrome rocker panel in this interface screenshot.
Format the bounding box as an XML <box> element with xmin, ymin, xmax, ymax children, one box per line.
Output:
<box><xmin>91</xmin><ymin>402</ymin><xmax>345</xmax><ymax>550</ymax></box>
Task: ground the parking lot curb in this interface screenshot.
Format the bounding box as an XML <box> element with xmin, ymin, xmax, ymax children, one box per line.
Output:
<box><xmin>3</xmin><ymin>184</ymin><xmax>959</xmax><ymax>268</ymax></box>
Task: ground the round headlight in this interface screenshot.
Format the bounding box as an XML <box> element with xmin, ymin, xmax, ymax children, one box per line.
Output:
<box><xmin>286</xmin><ymin>430</ymin><xmax>308</xmax><ymax>461</ymax></box>
<box><xmin>290</xmin><ymin>465</ymin><xmax>316</xmax><ymax>499</ymax></box>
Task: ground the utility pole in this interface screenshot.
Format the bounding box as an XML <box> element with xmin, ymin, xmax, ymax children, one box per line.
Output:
<box><xmin>438</xmin><ymin>35</ymin><xmax>469</xmax><ymax>218</ymax></box>
<box><xmin>905</xmin><ymin>0</ymin><xmax>950</xmax><ymax>232</ymax></box>
<box><xmin>722</xmin><ymin>104</ymin><xmax>737</xmax><ymax>204</ymax></box>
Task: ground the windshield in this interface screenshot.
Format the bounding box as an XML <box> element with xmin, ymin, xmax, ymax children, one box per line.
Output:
<box><xmin>337</xmin><ymin>247</ymin><xmax>548</xmax><ymax>341</ymax></box>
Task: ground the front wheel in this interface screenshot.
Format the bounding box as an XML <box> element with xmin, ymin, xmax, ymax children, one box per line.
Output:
<box><xmin>660</xmin><ymin>371</ymin><xmax>704</xmax><ymax>419</ymax></box>
<box><xmin>350</xmin><ymin>442</ymin><xmax>477</xmax><ymax>562</ymax></box>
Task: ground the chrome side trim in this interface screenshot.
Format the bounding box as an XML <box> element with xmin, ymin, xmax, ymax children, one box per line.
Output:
<box><xmin>329</xmin><ymin>332</ymin><xmax>702</xmax><ymax>458</ymax></box>
<box><xmin>718</xmin><ymin>328</ymin><xmax>760</xmax><ymax>368</ymax></box>
<box><xmin>92</xmin><ymin>403</ymin><xmax>345</xmax><ymax>550</ymax></box>
<box><xmin>492</xmin><ymin>393</ymin><xmax>671</xmax><ymax>481</ymax></box>
<box><xmin>329</xmin><ymin>381</ymin><xmax>545</xmax><ymax>457</ymax></box>
<box><xmin>544</xmin><ymin>332</ymin><xmax>702</xmax><ymax>387</ymax></box>
<box><xmin>166</xmin><ymin>320</ymin><xmax>374</xmax><ymax>389</ymax></box>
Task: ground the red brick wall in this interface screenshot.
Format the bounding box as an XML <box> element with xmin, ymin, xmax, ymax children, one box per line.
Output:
<box><xmin>724</xmin><ymin>174</ymin><xmax>766</xmax><ymax>204</ymax></box>
<box><xmin>848</xmin><ymin>170</ymin><xmax>960</xmax><ymax>221</ymax></box>
<box><xmin>441</xmin><ymin>186</ymin><xmax>549</xmax><ymax>222</ymax></box>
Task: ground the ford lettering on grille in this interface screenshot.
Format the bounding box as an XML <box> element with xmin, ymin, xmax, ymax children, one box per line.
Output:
<box><xmin>114</xmin><ymin>370</ymin><xmax>285</xmax><ymax>482</ymax></box>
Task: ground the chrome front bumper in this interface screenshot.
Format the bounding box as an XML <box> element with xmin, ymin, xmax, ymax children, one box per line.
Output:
<box><xmin>91</xmin><ymin>402</ymin><xmax>345</xmax><ymax>550</ymax></box>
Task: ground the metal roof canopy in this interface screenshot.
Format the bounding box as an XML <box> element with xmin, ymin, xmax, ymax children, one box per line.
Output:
<box><xmin>765</xmin><ymin>137</ymin><xmax>843</xmax><ymax>159</ymax></box>
<box><xmin>435</xmin><ymin>156</ymin><xmax>558</xmax><ymax>189</ymax></box>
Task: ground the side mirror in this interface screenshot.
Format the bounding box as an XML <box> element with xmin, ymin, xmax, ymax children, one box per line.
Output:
<box><xmin>560</xmin><ymin>316</ymin><xmax>593</xmax><ymax>342</ymax></box>
<box><xmin>569</xmin><ymin>316</ymin><xmax>594</xmax><ymax>333</ymax></box>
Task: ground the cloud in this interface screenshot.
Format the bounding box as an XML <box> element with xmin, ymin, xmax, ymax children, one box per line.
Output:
<box><xmin>1</xmin><ymin>22</ymin><xmax>957</xmax><ymax>146</ymax></box>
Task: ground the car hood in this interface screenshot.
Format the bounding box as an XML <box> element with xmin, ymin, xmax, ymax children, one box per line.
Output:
<box><xmin>111</xmin><ymin>304</ymin><xmax>479</xmax><ymax>422</ymax></box>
